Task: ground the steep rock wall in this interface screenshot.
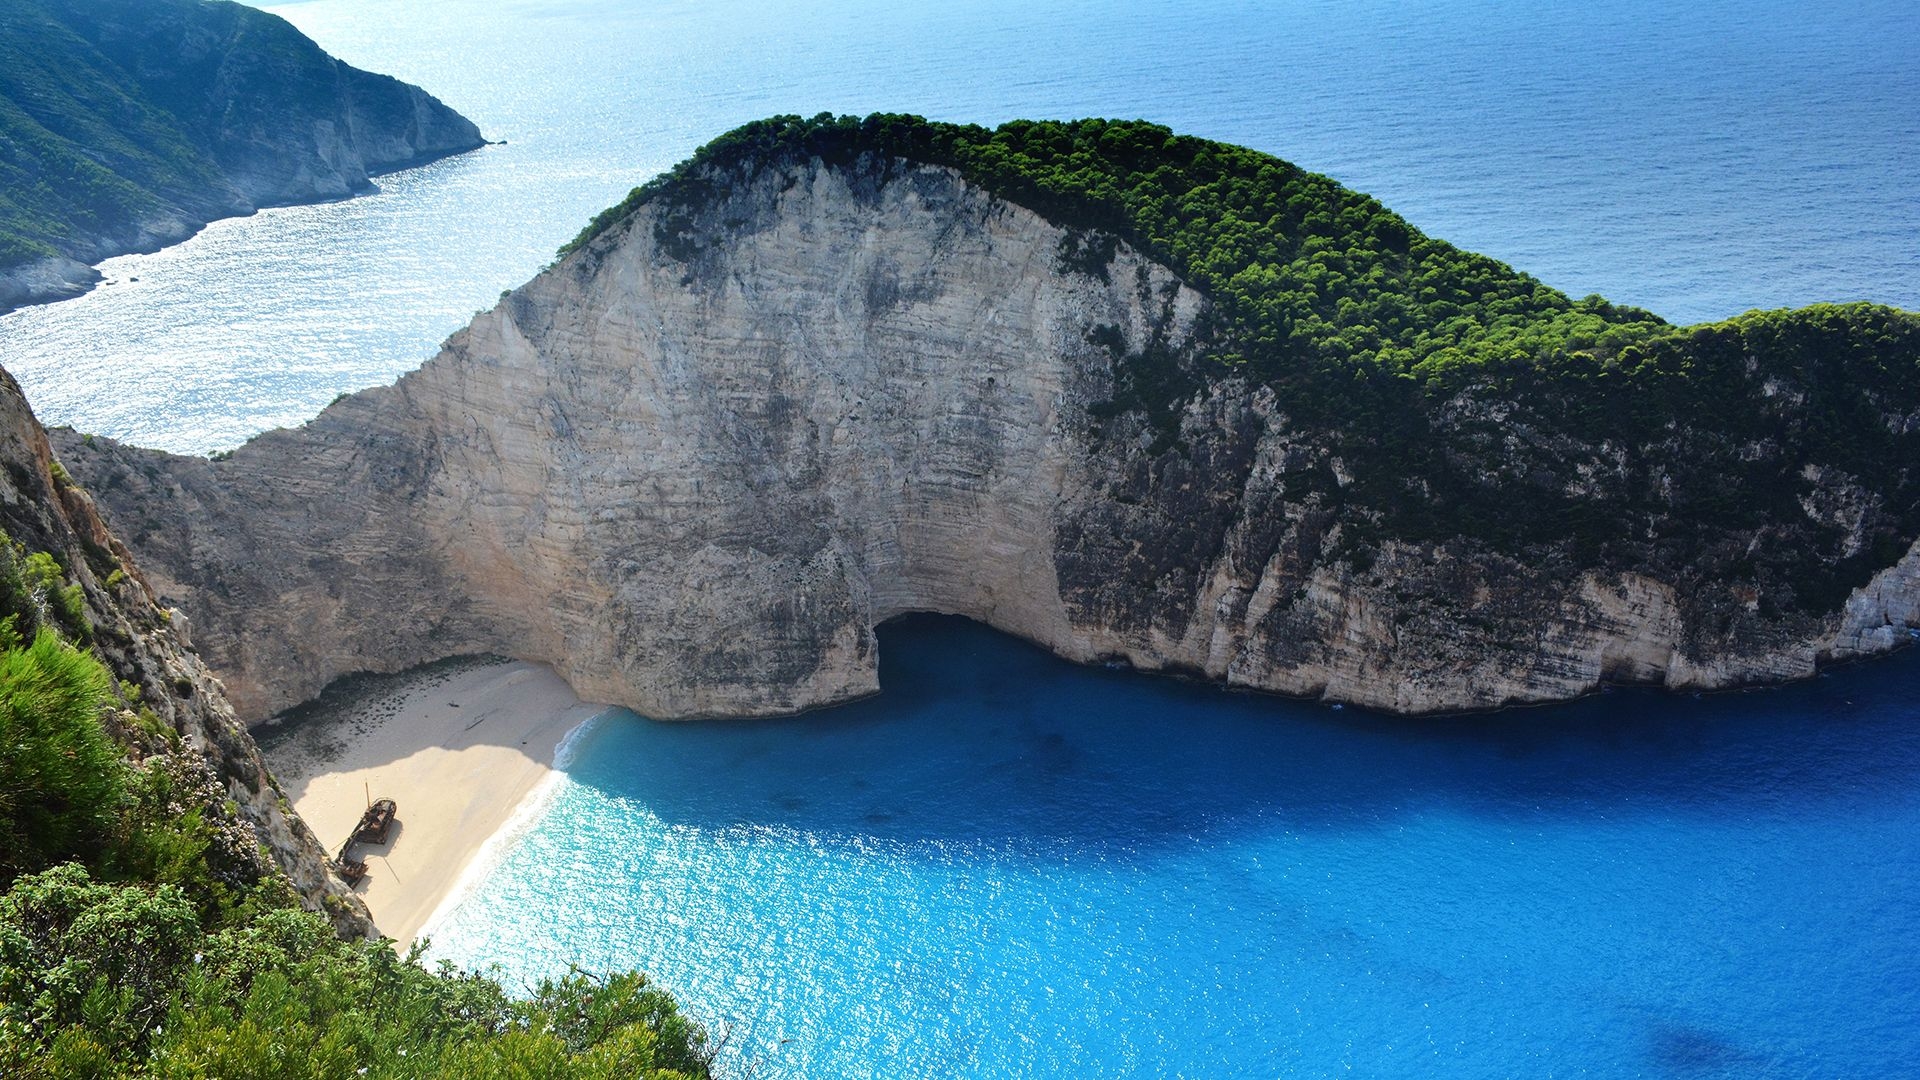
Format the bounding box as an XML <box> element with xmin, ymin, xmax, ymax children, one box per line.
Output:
<box><xmin>55</xmin><ymin>159</ymin><xmax>1920</xmax><ymax>721</ymax></box>
<box><xmin>0</xmin><ymin>370</ymin><xmax>371</xmax><ymax>935</ymax></box>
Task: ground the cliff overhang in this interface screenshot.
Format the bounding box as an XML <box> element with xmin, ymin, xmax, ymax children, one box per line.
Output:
<box><xmin>46</xmin><ymin>116</ymin><xmax>1920</xmax><ymax>721</ymax></box>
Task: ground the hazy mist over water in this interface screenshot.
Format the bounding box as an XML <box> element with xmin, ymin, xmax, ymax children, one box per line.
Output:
<box><xmin>0</xmin><ymin>0</ymin><xmax>1914</xmax><ymax>452</ymax></box>
<box><xmin>4</xmin><ymin>2</ymin><xmax>1917</xmax><ymax>1075</ymax></box>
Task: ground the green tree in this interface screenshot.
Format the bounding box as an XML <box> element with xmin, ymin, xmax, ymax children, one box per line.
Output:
<box><xmin>0</xmin><ymin>631</ymin><xmax>121</xmax><ymax>875</ymax></box>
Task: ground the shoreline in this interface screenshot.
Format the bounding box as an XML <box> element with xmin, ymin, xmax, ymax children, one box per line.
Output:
<box><xmin>0</xmin><ymin>145</ymin><xmax>489</xmax><ymax>317</ymax></box>
<box><xmin>255</xmin><ymin>655</ymin><xmax>604</xmax><ymax>945</ymax></box>
<box><xmin>412</xmin><ymin>707</ymin><xmax>613</xmax><ymax>945</ymax></box>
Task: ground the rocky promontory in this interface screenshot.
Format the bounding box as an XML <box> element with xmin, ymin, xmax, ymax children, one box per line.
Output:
<box><xmin>0</xmin><ymin>0</ymin><xmax>485</xmax><ymax>312</ymax></box>
<box><xmin>53</xmin><ymin>116</ymin><xmax>1920</xmax><ymax>721</ymax></box>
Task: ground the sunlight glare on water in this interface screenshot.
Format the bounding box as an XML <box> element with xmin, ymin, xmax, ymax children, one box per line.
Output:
<box><xmin>427</xmin><ymin>616</ymin><xmax>1920</xmax><ymax>1078</ymax></box>
<box><xmin>4</xmin><ymin>1</ymin><xmax>1917</xmax><ymax>1074</ymax></box>
<box><xmin>0</xmin><ymin>0</ymin><xmax>1914</xmax><ymax>452</ymax></box>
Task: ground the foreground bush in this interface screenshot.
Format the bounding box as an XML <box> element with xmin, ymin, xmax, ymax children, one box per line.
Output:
<box><xmin>0</xmin><ymin>631</ymin><xmax>123</xmax><ymax>875</ymax></box>
<box><xmin>0</xmin><ymin>525</ymin><xmax>711</xmax><ymax>1077</ymax></box>
<box><xmin>0</xmin><ymin>866</ymin><xmax>710</xmax><ymax>1078</ymax></box>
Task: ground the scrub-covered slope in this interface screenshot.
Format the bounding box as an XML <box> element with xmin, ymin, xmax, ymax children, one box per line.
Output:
<box><xmin>0</xmin><ymin>0</ymin><xmax>484</xmax><ymax>311</ymax></box>
<box><xmin>0</xmin><ymin>366</ymin><xmax>366</xmax><ymax>930</ymax></box>
<box><xmin>0</xmin><ymin>366</ymin><xmax>713</xmax><ymax>1078</ymax></box>
<box><xmin>57</xmin><ymin>115</ymin><xmax>1920</xmax><ymax>720</ymax></box>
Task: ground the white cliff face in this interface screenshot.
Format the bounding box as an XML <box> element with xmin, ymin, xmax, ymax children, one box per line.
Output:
<box><xmin>1832</xmin><ymin>540</ymin><xmax>1920</xmax><ymax>658</ymax></box>
<box><xmin>54</xmin><ymin>159</ymin><xmax>1920</xmax><ymax>721</ymax></box>
<box><xmin>296</xmin><ymin>160</ymin><xmax>1190</xmax><ymax>716</ymax></box>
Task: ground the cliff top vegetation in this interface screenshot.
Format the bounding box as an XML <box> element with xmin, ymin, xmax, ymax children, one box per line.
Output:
<box><xmin>566</xmin><ymin>114</ymin><xmax>1920</xmax><ymax>611</ymax></box>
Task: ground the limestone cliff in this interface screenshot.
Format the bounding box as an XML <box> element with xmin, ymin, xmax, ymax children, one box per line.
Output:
<box><xmin>51</xmin><ymin>143</ymin><xmax>1920</xmax><ymax>721</ymax></box>
<box><xmin>0</xmin><ymin>369</ymin><xmax>371</xmax><ymax>935</ymax></box>
<box><xmin>0</xmin><ymin>0</ymin><xmax>485</xmax><ymax>312</ymax></box>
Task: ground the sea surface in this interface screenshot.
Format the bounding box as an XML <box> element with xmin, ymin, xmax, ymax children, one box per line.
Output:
<box><xmin>429</xmin><ymin>616</ymin><xmax>1920</xmax><ymax>1078</ymax></box>
<box><xmin>2</xmin><ymin>1</ymin><xmax>1916</xmax><ymax>1075</ymax></box>
<box><xmin>0</xmin><ymin>0</ymin><xmax>1915</xmax><ymax>453</ymax></box>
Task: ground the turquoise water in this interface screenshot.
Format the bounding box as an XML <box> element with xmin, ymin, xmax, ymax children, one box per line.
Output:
<box><xmin>2</xmin><ymin>0</ymin><xmax>1914</xmax><ymax>1072</ymax></box>
<box><xmin>431</xmin><ymin>616</ymin><xmax>1920</xmax><ymax>1078</ymax></box>
<box><xmin>0</xmin><ymin>0</ymin><xmax>1915</xmax><ymax>452</ymax></box>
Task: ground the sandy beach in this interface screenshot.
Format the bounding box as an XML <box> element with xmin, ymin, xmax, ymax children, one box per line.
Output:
<box><xmin>255</xmin><ymin>656</ymin><xmax>604</xmax><ymax>944</ymax></box>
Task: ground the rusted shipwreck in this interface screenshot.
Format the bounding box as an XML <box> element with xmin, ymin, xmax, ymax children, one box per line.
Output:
<box><xmin>334</xmin><ymin>797</ymin><xmax>398</xmax><ymax>884</ymax></box>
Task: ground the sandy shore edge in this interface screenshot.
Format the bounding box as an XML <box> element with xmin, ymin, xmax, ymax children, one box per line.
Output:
<box><xmin>411</xmin><ymin>709</ymin><xmax>614</xmax><ymax>945</ymax></box>
<box><xmin>255</xmin><ymin>656</ymin><xmax>608</xmax><ymax>945</ymax></box>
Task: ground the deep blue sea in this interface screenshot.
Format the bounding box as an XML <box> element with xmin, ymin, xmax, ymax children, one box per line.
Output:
<box><xmin>0</xmin><ymin>0</ymin><xmax>1914</xmax><ymax>453</ymax></box>
<box><xmin>1</xmin><ymin>1</ymin><xmax>1915</xmax><ymax>1075</ymax></box>
<box><xmin>432</xmin><ymin>617</ymin><xmax>1920</xmax><ymax>1078</ymax></box>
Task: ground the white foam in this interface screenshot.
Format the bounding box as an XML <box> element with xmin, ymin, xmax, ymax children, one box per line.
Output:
<box><xmin>411</xmin><ymin>706</ymin><xmax>618</xmax><ymax>949</ymax></box>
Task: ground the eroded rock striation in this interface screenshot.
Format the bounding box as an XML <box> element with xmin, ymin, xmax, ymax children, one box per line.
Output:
<box><xmin>0</xmin><ymin>0</ymin><xmax>485</xmax><ymax>312</ymax></box>
<box><xmin>53</xmin><ymin>124</ymin><xmax>1920</xmax><ymax>721</ymax></box>
<box><xmin>0</xmin><ymin>369</ymin><xmax>370</xmax><ymax>934</ymax></box>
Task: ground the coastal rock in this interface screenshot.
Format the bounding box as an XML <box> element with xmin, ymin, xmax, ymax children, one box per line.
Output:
<box><xmin>0</xmin><ymin>0</ymin><xmax>485</xmax><ymax>313</ymax></box>
<box><xmin>0</xmin><ymin>256</ymin><xmax>100</xmax><ymax>313</ymax></box>
<box><xmin>0</xmin><ymin>370</ymin><xmax>371</xmax><ymax>935</ymax></box>
<box><xmin>52</xmin><ymin>155</ymin><xmax>1920</xmax><ymax>721</ymax></box>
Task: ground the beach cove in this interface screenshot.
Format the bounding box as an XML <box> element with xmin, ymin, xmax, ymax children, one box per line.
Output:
<box><xmin>3</xmin><ymin>0</ymin><xmax>1912</xmax><ymax>1075</ymax></box>
<box><xmin>255</xmin><ymin>657</ymin><xmax>605</xmax><ymax>943</ymax></box>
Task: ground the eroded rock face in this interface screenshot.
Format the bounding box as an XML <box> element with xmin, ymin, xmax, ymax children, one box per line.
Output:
<box><xmin>54</xmin><ymin>159</ymin><xmax>1920</xmax><ymax>721</ymax></box>
<box><xmin>0</xmin><ymin>370</ymin><xmax>370</xmax><ymax>936</ymax></box>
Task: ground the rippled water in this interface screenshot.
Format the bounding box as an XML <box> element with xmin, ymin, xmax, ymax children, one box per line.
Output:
<box><xmin>6</xmin><ymin>1</ymin><xmax>1916</xmax><ymax>1074</ymax></box>
<box><xmin>1</xmin><ymin>0</ymin><xmax>1915</xmax><ymax>452</ymax></box>
<box><xmin>429</xmin><ymin>616</ymin><xmax>1920</xmax><ymax>1078</ymax></box>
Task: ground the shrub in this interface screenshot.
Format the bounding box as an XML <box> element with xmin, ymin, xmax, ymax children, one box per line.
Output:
<box><xmin>0</xmin><ymin>534</ymin><xmax>89</xmax><ymax>645</ymax></box>
<box><xmin>0</xmin><ymin>867</ymin><xmax>713</xmax><ymax>1078</ymax></box>
<box><xmin>0</xmin><ymin>632</ymin><xmax>122</xmax><ymax>875</ymax></box>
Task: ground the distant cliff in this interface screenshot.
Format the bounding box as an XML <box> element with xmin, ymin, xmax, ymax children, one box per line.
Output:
<box><xmin>0</xmin><ymin>0</ymin><xmax>484</xmax><ymax>312</ymax></box>
<box><xmin>54</xmin><ymin>116</ymin><xmax>1920</xmax><ymax>721</ymax></box>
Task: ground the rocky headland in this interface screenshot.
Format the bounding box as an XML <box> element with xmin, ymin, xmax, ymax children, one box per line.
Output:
<box><xmin>50</xmin><ymin>115</ymin><xmax>1920</xmax><ymax>722</ymax></box>
<box><xmin>0</xmin><ymin>0</ymin><xmax>485</xmax><ymax>312</ymax></box>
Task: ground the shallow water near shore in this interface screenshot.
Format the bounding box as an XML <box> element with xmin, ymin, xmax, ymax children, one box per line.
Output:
<box><xmin>427</xmin><ymin>616</ymin><xmax>1920</xmax><ymax>1078</ymax></box>
<box><xmin>1</xmin><ymin>0</ymin><xmax>1912</xmax><ymax>1071</ymax></box>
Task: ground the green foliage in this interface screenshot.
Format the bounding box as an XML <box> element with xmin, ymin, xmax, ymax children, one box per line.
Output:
<box><xmin>22</xmin><ymin>554</ymin><xmax>85</xmax><ymax>645</ymax></box>
<box><xmin>106</xmin><ymin>757</ymin><xmax>249</xmax><ymax>925</ymax></box>
<box><xmin>0</xmin><ymin>0</ymin><xmax>481</xmax><ymax>278</ymax></box>
<box><xmin>0</xmin><ymin>863</ymin><xmax>198</xmax><ymax>1059</ymax></box>
<box><xmin>565</xmin><ymin>114</ymin><xmax>1920</xmax><ymax>600</ymax></box>
<box><xmin>0</xmin><ymin>0</ymin><xmax>224</xmax><ymax>271</ymax></box>
<box><xmin>0</xmin><ymin>632</ymin><xmax>121</xmax><ymax>876</ymax></box>
<box><xmin>563</xmin><ymin>113</ymin><xmax>1666</xmax><ymax>383</ymax></box>
<box><xmin>0</xmin><ymin>533</ymin><xmax>88</xmax><ymax>646</ymax></box>
<box><xmin>0</xmin><ymin>524</ymin><xmax>709</xmax><ymax>1077</ymax></box>
<box><xmin>0</xmin><ymin>867</ymin><xmax>713</xmax><ymax>1079</ymax></box>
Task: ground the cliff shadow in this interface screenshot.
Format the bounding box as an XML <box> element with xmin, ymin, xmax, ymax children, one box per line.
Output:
<box><xmin>557</xmin><ymin>613</ymin><xmax>1920</xmax><ymax>851</ymax></box>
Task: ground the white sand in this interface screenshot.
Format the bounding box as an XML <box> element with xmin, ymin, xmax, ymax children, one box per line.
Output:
<box><xmin>256</xmin><ymin>657</ymin><xmax>603</xmax><ymax>944</ymax></box>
